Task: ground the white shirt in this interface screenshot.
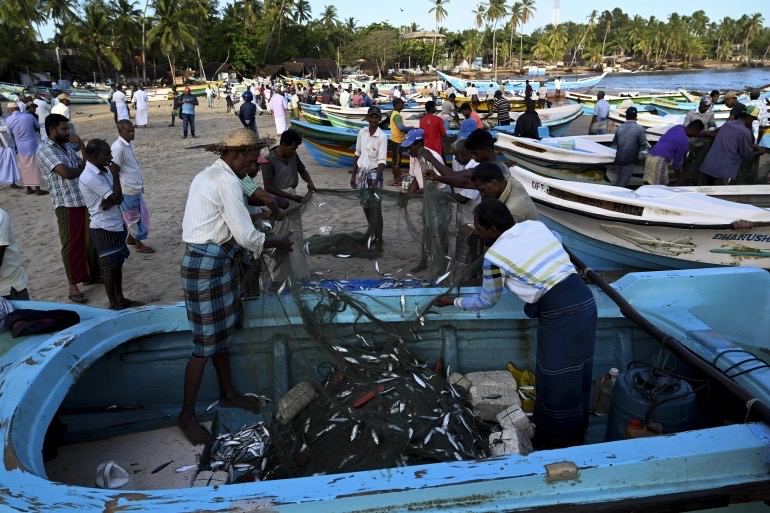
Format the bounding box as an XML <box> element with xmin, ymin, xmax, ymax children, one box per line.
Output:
<box><xmin>554</xmin><ymin>78</ymin><xmax>562</xmax><ymax>89</ymax></box>
<box><xmin>392</xmin><ymin>88</ymin><xmax>402</xmax><ymax>99</ymax></box>
<box><xmin>34</xmin><ymin>99</ymin><xmax>51</xmax><ymax>138</ymax></box>
<box><xmin>133</xmin><ymin>89</ymin><xmax>148</xmax><ymax>109</ymax></box>
<box><xmin>340</xmin><ymin>90</ymin><xmax>351</xmax><ymax>107</ymax></box>
<box><xmin>205</xmin><ymin>87</ymin><xmax>213</xmax><ymax>98</ymax></box>
<box><xmin>111</xmin><ymin>137</ymin><xmax>143</xmax><ymax>195</ymax></box>
<box><xmin>50</xmin><ymin>102</ymin><xmax>70</xmax><ymax>120</ymax></box>
<box><xmin>538</xmin><ymin>86</ymin><xmax>547</xmax><ymax>100</ymax></box>
<box><xmin>408</xmin><ymin>147</ymin><xmax>443</xmax><ymax>190</ymax></box>
<box><xmin>0</xmin><ymin>208</ymin><xmax>29</xmax><ymax>296</ymax></box>
<box><xmin>354</xmin><ymin>126</ymin><xmax>387</xmax><ymax>172</ymax></box>
<box><xmin>270</xmin><ymin>93</ymin><xmax>288</xmax><ymax>117</ymax></box>
<box><xmin>79</xmin><ymin>161</ymin><xmax>124</xmax><ymax>231</ymax></box>
<box><xmin>467</xmin><ymin>85</ymin><xmax>478</xmax><ymax>97</ymax></box>
<box><xmin>113</xmin><ymin>90</ymin><xmax>127</xmax><ymax>107</ymax></box>
<box><xmin>182</xmin><ymin>159</ymin><xmax>265</xmax><ymax>255</ymax></box>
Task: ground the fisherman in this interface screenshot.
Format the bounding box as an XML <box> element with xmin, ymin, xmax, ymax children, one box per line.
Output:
<box><xmin>0</xmin><ymin>116</ymin><xmax>22</xmax><ymax>189</ymax></box>
<box><xmin>683</xmin><ymin>96</ymin><xmax>717</xmax><ymax>133</ymax></box>
<box><xmin>168</xmin><ymin>86</ymin><xmax>179</xmax><ymax>127</ymax></box>
<box><xmin>611</xmin><ymin>107</ymin><xmax>648</xmax><ymax>187</ymax></box>
<box><xmin>589</xmin><ymin>91</ymin><xmax>610</xmax><ymax>135</ymax></box>
<box><xmin>464</xmin><ymin>128</ymin><xmax>510</xmax><ymax>175</ymax></box>
<box><xmin>524</xmin><ymin>80</ymin><xmax>533</xmax><ymax>100</ymax></box>
<box><xmin>709</xmin><ymin>89</ymin><xmax>720</xmax><ymax>107</ymax></box>
<box><xmin>178</xmin><ymin>128</ymin><xmax>292</xmax><ymax>445</ymax></box>
<box><xmin>554</xmin><ymin>76</ymin><xmax>562</xmax><ymax>98</ymax></box>
<box><xmin>492</xmin><ymin>90</ymin><xmax>511</xmax><ymax>126</ymax></box>
<box><xmin>180</xmin><ymin>86</ymin><xmax>199</xmax><ymax>138</ymax></box>
<box><xmin>724</xmin><ymin>92</ymin><xmax>745</xmax><ymax>121</ymax></box>
<box><xmin>746</xmin><ymin>89</ymin><xmax>768</xmax><ymax>143</ymax></box>
<box><xmin>537</xmin><ymin>83</ymin><xmax>548</xmax><ymax>109</ymax></box>
<box><xmin>112</xmin><ymin>120</ymin><xmax>154</xmax><ymax>254</ymax></box>
<box><xmin>113</xmin><ymin>86</ymin><xmax>129</xmax><ymax>122</ymax></box>
<box><xmin>0</xmin><ymin>207</ymin><xmax>30</xmax><ymax>300</ymax></box>
<box><xmin>419</xmin><ymin>100</ymin><xmax>446</xmax><ymax>157</ymax></box>
<box><xmin>440</xmin><ymin>93</ymin><xmax>459</xmax><ymax>131</ymax></box>
<box><xmin>5</xmin><ymin>102</ymin><xmax>47</xmax><ymax>195</ymax></box>
<box><xmin>340</xmin><ymin>86</ymin><xmax>352</xmax><ymax>108</ymax></box>
<box><xmin>388</xmin><ymin>97</ymin><xmax>412</xmax><ymax>186</ymax></box>
<box><xmin>78</xmin><ymin>139</ymin><xmax>143</xmax><ymax>309</ymax></box>
<box><xmin>435</xmin><ymin>198</ymin><xmax>597</xmax><ymax>449</ymax></box>
<box><xmin>644</xmin><ymin>120</ymin><xmax>705</xmax><ymax>185</ymax></box>
<box><xmin>700</xmin><ymin>106</ymin><xmax>760</xmax><ymax>186</ymax></box>
<box><xmin>132</xmin><ymin>85</ymin><xmax>149</xmax><ymax>128</ymax></box>
<box><xmin>33</xmin><ymin>95</ymin><xmax>51</xmax><ymax>140</ymax></box>
<box><xmin>239</xmin><ymin>91</ymin><xmax>258</xmax><ymax>134</ymax></box>
<box><xmin>459</xmin><ymin>102</ymin><xmax>483</xmax><ymax>129</ymax></box>
<box><xmin>225</xmin><ymin>86</ymin><xmax>235</xmax><ymax>113</ymax></box>
<box><xmin>269</xmin><ymin>86</ymin><xmax>289</xmax><ymax>135</ymax></box>
<box><xmin>36</xmin><ymin>113</ymin><xmax>102</xmax><ymax>304</ymax></box>
<box><xmin>205</xmin><ymin>84</ymin><xmax>215</xmax><ymax>108</ymax></box>
<box><xmin>514</xmin><ymin>100</ymin><xmax>541</xmax><ymax>139</ymax></box>
<box><xmin>350</xmin><ymin>106</ymin><xmax>387</xmax><ymax>250</ymax></box>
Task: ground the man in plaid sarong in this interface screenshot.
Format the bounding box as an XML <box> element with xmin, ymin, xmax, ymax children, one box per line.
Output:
<box><xmin>178</xmin><ymin>129</ymin><xmax>292</xmax><ymax>445</ymax></box>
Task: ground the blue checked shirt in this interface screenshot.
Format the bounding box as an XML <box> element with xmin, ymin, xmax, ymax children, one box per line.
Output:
<box><xmin>36</xmin><ymin>138</ymin><xmax>84</xmax><ymax>208</ymax></box>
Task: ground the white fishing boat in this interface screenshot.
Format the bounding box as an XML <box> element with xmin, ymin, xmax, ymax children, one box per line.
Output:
<box><xmin>511</xmin><ymin>165</ymin><xmax>770</xmax><ymax>271</ymax></box>
<box><xmin>493</xmin><ymin>104</ymin><xmax>584</xmax><ymax>137</ymax></box>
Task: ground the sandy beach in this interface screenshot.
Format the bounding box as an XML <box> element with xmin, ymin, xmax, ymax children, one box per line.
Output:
<box><xmin>1</xmin><ymin>101</ymin><xmax>359</xmax><ymax>307</ymax></box>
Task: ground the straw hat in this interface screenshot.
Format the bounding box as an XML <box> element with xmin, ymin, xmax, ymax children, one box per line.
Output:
<box><xmin>204</xmin><ymin>128</ymin><xmax>273</xmax><ymax>154</ymax></box>
<box><xmin>57</xmin><ymin>93</ymin><xmax>70</xmax><ymax>101</ymax></box>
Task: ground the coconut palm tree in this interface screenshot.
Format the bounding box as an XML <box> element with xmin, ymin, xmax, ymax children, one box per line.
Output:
<box><xmin>147</xmin><ymin>0</ymin><xmax>195</xmax><ymax>83</ymax></box>
<box><xmin>110</xmin><ymin>0</ymin><xmax>141</xmax><ymax>73</ymax></box>
<box><xmin>569</xmin><ymin>9</ymin><xmax>597</xmax><ymax>67</ymax></box>
<box><xmin>508</xmin><ymin>2</ymin><xmax>523</xmax><ymax>67</ymax></box>
<box><xmin>182</xmin><ymin>0</ymin><xmax>209</xmax><ymax>80</ymax></box>
<box><xmin>485</xmin><ymin>0</ymin><xmax>507</xmax><ymax>79</ymax></box>
<box><xmin>293</xmin><ymin>0</ymin><xmax>311</xmax><ymax>24</ymax></box>
<box><xmin>741</xmin><ymin>13</ymin><xmax>764</xmax><ymax>61</ymax></box>
<box><xmin>345</xmin><ymin>17</ymin><xmax>357</xmax><ymax>32</ymax></box>
<box><xmin>598</xmin><ymin>10</ymin><xmax>612</xmax><ymax>61</ymax></box>
<box><xmin>429</xmin><ymin>0</ymin><xmax>449</xmax><ymax>67</ymax></box>
<box><xmin>517</xmin><ymin>0</ymin><xmax>535</xmax><ymax>66</ymax></box>
<box><xmin>65</xmin><ymin>0</ymin><xmax>123</xmax><ymax>80</ymax></box>
<box><xmin>320</xmin><ymin>4</ymin><xmax>338</xmax><ymax>30</ymax></box>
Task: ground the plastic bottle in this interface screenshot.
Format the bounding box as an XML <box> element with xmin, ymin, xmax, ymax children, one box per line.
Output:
<box><xmin>593</xmin><ymin>367</ymin><xmax>619</xmax><ymax>415</ymax></box>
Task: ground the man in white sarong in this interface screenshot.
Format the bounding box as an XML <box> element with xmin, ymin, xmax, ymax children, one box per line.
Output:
<box><xmin>133</xmin><ymin>86</ymin><xmax>149</xmax><ymax>128</ymax></box>
<box><xmin>33</xmin><ymin>96</ymin><xmax>51</xmax><ymax>140</ymax></box>
<box><xmin>269</xmin><ymin>87</ymin><xmax>289</xmax><ymax>135</ymax></box>
<box><xmin>0</xmin><ymin>118</ymin><xmax>21</xmax><ymax>188</ymax></box>
<box><xmin>113</xmin><ymin>86</ymin><xmax>129</xmax><ymax>122</ymax></box>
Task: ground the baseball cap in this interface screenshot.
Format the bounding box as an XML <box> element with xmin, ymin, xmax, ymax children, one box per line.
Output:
<box><xmin>362</xmin><ymin>106</ymin><xmax>382</xmax><ymax>120</ymax></box>
<box><xmin>458</xmin><ymin>118</ymin><xmax>477</xmax><ymax>140</ymax></box>
<box><xmin>400</xmin><ymin>128</ymin><xmax>425</xmax><ymax>148</ymax></box>
<box><xmin>625</xmin><ymin>106</ymin><xmax>638</xmax><ymax>118</ymax></box>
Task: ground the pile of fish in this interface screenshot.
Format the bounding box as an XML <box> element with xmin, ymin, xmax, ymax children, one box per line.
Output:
<box><xmin>261</xmin><ymin>342</ymin><xmax>489</xmax><ymax>479</ymax></box>
<box><xmin>208</xmin><ymin>423</ymin><xmax>270</xmax><ymax>481</ymax></box>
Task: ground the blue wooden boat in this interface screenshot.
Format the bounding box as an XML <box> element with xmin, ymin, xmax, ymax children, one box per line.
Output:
<box><xmin>437</xmin><ymin>71</ymin><xmax>608</xmax><ymax>95</ymax></box>
<box><xmin>299</xmin><ymin>102</ymin><xmax>321</xmax><ymax>113</ymax></box>
<box><xmin>1</xmin><ymin>267</ymin><xmax>769</xmax><ymax>511</ymax></box>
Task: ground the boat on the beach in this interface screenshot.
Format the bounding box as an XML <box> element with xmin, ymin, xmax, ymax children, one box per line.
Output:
<box><xmin>493</xmin><ymin>104</ymin><xmax>584</xmax><ymax>137</ymax></box>
<box><xmin>437</xmin><ymin>71</ymin><xmax>608</xmax><ymax>94</ymax></box>
<box><xmin>511</xmin><ymin>165</ymin><xmax>770</xmax><ymax>271</ymax></box>
<box><xmin>67</xmin><ymin>88</ymin><xmax>109</xmax><ymax>104</ymax></box>
<box><xmin>2</xmin><ymin>266</ymin><xmax>770</xmax><ymax>512</ymax></box>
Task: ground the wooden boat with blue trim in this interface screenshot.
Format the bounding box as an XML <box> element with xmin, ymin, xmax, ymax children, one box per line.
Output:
<box><xmin>437</xmin><ymin>71</ymin><xmax>608</xmax><ymax>95</ymax></box>
<box><xmin>511</xmin><ymin>165</ymin><xmax>770</xmax><ymax>271</ymax></box>
<box><xmin>2</xmin><ymin>266</ymin><xmax>770</xmax><ymax>511</ymax></box>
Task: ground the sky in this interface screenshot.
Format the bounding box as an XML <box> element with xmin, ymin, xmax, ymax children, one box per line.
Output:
<box><xmin>302</xmin><ymin>0</ymin><xmax>764</xmax><ymax>33</ymax></box>
<box><xmin>39</xmin><ymin>0</ymin><xmax>765</xmax><ymax>41</ymax></box>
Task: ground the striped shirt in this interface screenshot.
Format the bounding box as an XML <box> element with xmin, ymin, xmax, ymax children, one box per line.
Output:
<box><xmin>493</xmin><ymin>98</ymin><xmax>510</xmax><ymax>124</ymax></box>
<box><xmin>455</xmin><ymin>221</ymin><xmax>576</xmax><ymax>308</ymax></box>
<box><xmin>36</xmin><ymin>138</ymin><xmax>85</xmax><ymax>208</ymax></box>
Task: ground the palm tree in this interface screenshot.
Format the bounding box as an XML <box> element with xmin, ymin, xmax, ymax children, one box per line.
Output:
<box><xmin>741</xmin><ymin>13</ymin><xmax>764</xmax><ymax>61</ymax></box>
<box><xmin>598</xmin><ymin>10</ymin><xmax>612</xmax><ymax>62</ymax></box>
<box><xmin>569</xmin><ymin>9</ymin><xmax>597</xmax><ymax>67</ymax></box>
<box><xmin>429</xmin><ymin>0</ymin><xmax>449</xmax><ymax>67</ymax></box>
<box><xmin>293</xmin><ymin>0</ymin><xmax>311</xmax><ymax>24</ymax></box>
<box><xmin>65</xmin><ymin>0</ymin><xmax>123</xmax><ymax>80</ymax></box>
<box><xmin>320</xmin><ymin>4</ymin><xmax>338</xmax><ymax>30</ymax></box>
<box><xmin>508</xmin><ymin>2</ymin><xmax>523</xmax><ymax>67</ymax></box>
<box><xmin>147</xmin><ymin>0</ymin><xmax>195</xmax><ymax>83</ymax></box>
<box><xmin>517</xmin><ymin>0</ymin><xmax>535</xmax><ymax>66</ymax></box>
<box><xmin>182</xmin><ymin>0</ymin><xmax>209</xmax><ymax>80</ymax></box>
<box><xmin>345</xmin><ymin>17</ymin><xmax>357</xmax><ymax>32</ymax></box>
<box><xmin>110</xmin><ymin>0</ymin><xmax>141</xmax><ymax>74</ymax></box>
<box><xmin>485</xmin><ymin>0</ymin><xmax>507</xmax><ymax>79</ymax></box>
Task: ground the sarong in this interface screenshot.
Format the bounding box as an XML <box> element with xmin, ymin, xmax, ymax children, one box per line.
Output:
<box><xmin>589</xmin><ymin>118</ymin><xmax>608</xmax><ymax>135</ymax></box>
<box><xmin>643</xmin><ymin>154</ymin><xmax>670</xmax><ymax>185</ymax></box>
<box><xmin>18</xmin><ymin>154</ymin><xmax>41</xmax><ymax>187</ymax></box>
<box><xmin>116</xmin><ymin>105</ymin><xmax>129</xmax><ymax>121</ymax></box>
<box><xmin>0</xmin><ymin>148</ymin><xmax>20</xmax><ymax>185</ymax></box>
<box><xmin>274</xmin><ymin>114</ymin><xmax>288</xmax><ymax>134</ymax></box>
<box><xmin>90</xmin><ymin>227</ymin><xmax>130</xmax><ymax>272</ymax></box>
<box><xmin>180</xmin><ymin>241</ymin><xmax>240</xmax><ymax>358</ymax></box>
<box><xmin>527</xmin><ymin>273</ymin><xmax>597</xmax><ymax>448</ymax></box>
<box><xmin>120</xmin><ymin>193</ymin><xmax>150</xmax><ymax>240</ymax></box>
<box><xmin>55</xmin><ymin>206</ymin><xmax>101</xmax><ymax>285</ymax></box>
<box><xmin>135</xmin><ymin>107</ymin><xmax>148</xmax><ymax>126</ymax></box>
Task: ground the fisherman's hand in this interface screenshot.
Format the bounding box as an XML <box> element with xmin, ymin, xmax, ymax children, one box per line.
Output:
<box><xmin>349</xmin><ymin>175</ymin><xmax>357</xmax><ymax>189</ymax></box>
<box><xmin>307</xmin><ymin>183</ymin><xmax>318</xmax><ymax>193</ymax></box>
<box><xmin>424</xmin><ymin>167</ymin><xmax>439</xmax><ymax>181</ymax></box>
<box><xmin>69</xmin><ymin>134</ymin><xmax>82</xmax><ymax>145</ymax></box>
<box><xmin>290</xmin><ymin>194</ymin><xmax>303</xmax><ymax>203</ymax></box>
<box><xmin>434</xmin><ymin>295</ymin><xmax>455</xmax><ymax>307</ymax></box>
<box><xmin>301</xmin><ymin>192</ymin><xmax>313</xmax><ymax>203</ymax></box>
<box><xmin>273</xmin><ymin>237</ymin><xmax>294</xmax><ymax>253</ymax></box>
<box><xmin>108</xmin><ymin>162</ymin><xmax>120</xmax><ymax>175</ymax></box>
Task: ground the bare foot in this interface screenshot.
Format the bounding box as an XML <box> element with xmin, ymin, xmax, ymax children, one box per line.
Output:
<box><xmin>219</xmin><ymin>394</ymin><xmax>262</xmax><ymax>412</ymax></box>
<box><xmin>177</xmin><ymin>414</ymin><xmax>211</xmax><ymax>445</ymax></box>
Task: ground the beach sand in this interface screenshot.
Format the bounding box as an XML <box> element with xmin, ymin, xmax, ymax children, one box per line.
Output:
<box><xmin>2</xmin><ymin>101</ymin><xmax>366</xmax><ymax>307</ymax></box>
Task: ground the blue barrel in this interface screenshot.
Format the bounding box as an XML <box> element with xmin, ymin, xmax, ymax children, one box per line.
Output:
<box><xmin>605</xmin><ymin>368</ymin><xmax>699</xmax><ymax>441</ymax></box>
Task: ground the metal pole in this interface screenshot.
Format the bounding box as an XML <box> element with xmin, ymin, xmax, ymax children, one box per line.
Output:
<box><xmin>141</xmin><ymin>0</ymin><xmax>149</xmax><ymax>81</ymax></box>
<box><xmin>519</xmin><ymin>34</ymin><xmax>523</xmax><ymax>71</ymax></box>
<box><xmin>55</xmin><ymin>47</ymin><xmax>62</xmax><ymax>82</ymax></box>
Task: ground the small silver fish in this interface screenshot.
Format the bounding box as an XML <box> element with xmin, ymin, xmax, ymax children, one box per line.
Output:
<box><xmin>331</xmin><ymin>345</ymin><xmax>349</xmax><ymax>353</ymax></box>
<box><xmin>360</xmin><ymin>355</ymin><xmax>379</xmax><ymax>362</ymax></box>
<box><xmin>336</xmin><ymin>254</ymin><xmax>351</xmax><ymax>258</ymax></box>
<box><xmin>381</xmin><ymin>386</ymin><xmax>395</xmax><ymax>394</ymax></box>
<box><xmin>390</xmin><ymin>402</ymin><xmax>401</xmax><ymax>414</ymax></box>
<box><xmin>261</xmin><ymin>458</ymin><xmax>268</xmax><ymax>471</ymax></box>
<box><xmin>453</xmin><ymin>452</ymin><xmax>462</xmax><ymax>461</ymax></box>
<box><xmin>304</xmin><ymin>418</ymin><xmax>311</xmax><ymax>433</ymax></box>
<box><xmin>399</xmin><ymin>402</ymin><xmax>406</xmax><ymax>413</ymax></box>
<box><xmin>367</xmin><ymin>235</ymin><xmax>374</xmax><ymax>249</ymax></box>
<box><xmin>350</xmin><ymin>423</ymin><xmax>360</xmax><ymax>441</ymax></box>
<box><xmin>175</xmin><ymin>464</ymin><xmax>198</xmax><ymax>473</ymax></box>
<box><xmin>314</xmin><ymin>271</ymin><xmax>324</xmax><ymax>276</ymax></box>
<box><xmin>375</xmin><ymin>261</ymin><xmax>382</xmax><ymax>274</ymax></box>
<box><xmin>435</xmin><ymin>271</ymin><xmax>451</xmax><ymax>285</ymax></box>
<box><xmin>423</xmin><ymin>429</ymin><xmax>434</xmax><ymax>445</ymax></box>
<box><xmin>447</xmin><ymin>434</ymin><xmax>461</xmax><ymax>451</ymax></box>
<box><xmin>277</xmin><ymin>280</ymin><xmax>287</xmax><ymax>294</ymax></box>
<box><xmin>337</xmin><ymin>389</ymin><xmax>352</xmax><ymax>398</ymax></box>
<box><xmin>413</xmin><ymin>373</ymin><xmax>427</xmax><ymax>388</ymax></box>
<box><xmin>375</xmin><ymin>376</ymin><xmax>397</xmax><ymax>384</ymax></box>
<box><xmin>304</xmin><ymin>241</ymin><xmax>310</xmax><ymax>255</ymax></box>
<box><xmin>442</xmin><ymin>412</ymin><xmax>451</xmax><ymax>429</ymax></box>
<box><xmin>354</xmin><ymin>334</ymin><xmax>370</xmax><ymax>346</ymax></box>
<box><xmin>300</xmin><ymin>442</ymin><xmax>308</xmax><ymax>452</ymax></box>
<box><xmin>339</xmin><ymin>454</ymin><xmax>356</xmax><ymax>468</ymax></box>
<box><xmin>371</xmin><ymin>429</ymin><xmax>379</xmax><ymax>445</ymax></box>
<box><xmin>343</xmin><ymin>356</ymin><xmax>359</xmax><ymax>364</ymax></box>
<box><xmin>400</xmin><ymin>294</ymin><xmax>406</xmax><ymax>316</ymax></box>
<box><xmin>206</xmin><ymin>400</ymin><xmax>219</xmax><ymax>412</ymax></box>
<box><xmin>407</xmin><ymin>428</ymin><xmax>414</xmax><ymax>440</ymax></box>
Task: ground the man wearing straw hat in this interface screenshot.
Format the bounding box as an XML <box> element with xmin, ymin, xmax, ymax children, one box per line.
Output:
<box><xmin>178</xmin><ymin>128</ymin><xmax>293</xmax><ymax>444</ymax></box>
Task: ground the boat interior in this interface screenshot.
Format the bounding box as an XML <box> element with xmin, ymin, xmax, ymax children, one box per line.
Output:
<box><xmin>32</xmin><ymin>269</ymin><xmax>768</xmax><ymax>492</ymax></box>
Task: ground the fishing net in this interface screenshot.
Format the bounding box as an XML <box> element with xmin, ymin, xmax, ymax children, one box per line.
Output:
<box><xmin>236</xmin><ymin>181</ymin><xmax>504</xmax><ymax>478</ymax></box>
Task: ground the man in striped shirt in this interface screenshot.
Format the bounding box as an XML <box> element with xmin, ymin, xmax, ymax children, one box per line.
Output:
<box><xmin>491</xmin><ymin>91</ymin><xmax>511</xmax><ymax>126</ymax></box>
<box><xmin>435</xmin><ymin>199</ymin><xmax>597</xmax><ymax>449</ymax></box>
